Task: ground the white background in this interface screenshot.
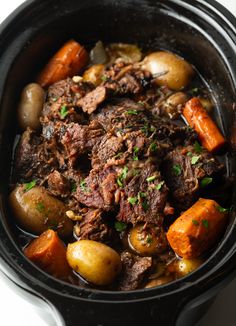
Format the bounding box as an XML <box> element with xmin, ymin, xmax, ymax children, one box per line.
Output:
<box><xmin>0</xmin><ymin>0</ymin><xmax>235</xmax><ymax>325</ymax></box>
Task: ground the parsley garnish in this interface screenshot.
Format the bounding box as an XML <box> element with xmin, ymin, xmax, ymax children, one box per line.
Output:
<box><xmin>138</xmin><ymin>192</ymin><xmax>147</xmax><ymax>199</ymax></box>
<box><xmin>114</xmin><ymin>221</ymin><xmax>127</xmax><ymax>232</ymax></box>
<box><xmin>194</xmin><ymin>141</ymin><xmax>202</xmax><ymax>154</ymax></box>
<box><xmin>128</xmin><ymin>197</ymin><xmax>138</xmax><ymax>205</ymax></box>
<box><xmin>133</xmin><ymin>146</ymin><xmax>139</xmax><ymax>161</ymax></box>
<box><xmin>200</xmin><ymin>177</ymin><xmax>213</xmax><ymax>188</ymax></box>
<box><xmin>155</xmin><ymin>181</ymin><xmax>165</xmax><ymax>190</ymax></box>
<box><xmin>142</xmin><ymin>199</ymin><xmax>149</xmax><ymax>211</ymax></box>
<box><xmin>187</xmin><ymin>152</ymin><xmax>192</xmax><ymax>156</ymax></box>
<box><xmin>202</xmin><ymin>220</ymin><xmax>209</xmax><ymax>228</ymax></box>
<box><xmin>150</xmin><ymin>142</ymin><xmax>157</xmax><ymax>152</ymax></box>
<box><xmin>114</xmin><ymin>152</ymin><xmax>123</xmax><ymax>159</ymax></box>
<box><xmin>80</xmin><ymin>179</ymin><xmax>88</xmax><ymax>192</ymax></box>
<box><xmin>60</xmin><ymin>105</ymin><xmax>69</xmax><ymax>119</ymax></box>
<box><xmin>126</xmin><ymin>110</ymin><xmax>139</xmax><ymax>115</ymax></box>
<box><xmin>71</xmin><ymin>182</ymin><xmax>77</xmax><ymax>193</ymax></box>
<box><xmin>190</xmin><ymin>87</ymin><xmax>199</xmax><ymax>95</ymax></box>
<box><xmin>101</xmin><ymin>75</ymin><xmax>108</xmax><ymax>81</ymax></box>
<box><xmin>117</xmin><ymin>166</ymin><xmax>128</xmax><ymax>187</ymax></box>
<box><xmin>146</xmin><ymin>234</ymin><xmax>153</xmax><ymax>244</ymax></box>
<box><xmin>146</xmin><ymin>175</ymin><xmax>157</xmax><ymax>182</ymax></box>
<box><xmin>24</xmin><ymin>180</ymin><xmax>36</xmax><ymax>192</ymax></box>
<box><xmin>192</xmin><ymin>219</ymin><xmax>199</xmax><ymax>226</ymax></box>
<box><xmin>150</xmin><ymin>125</ymin><xmax>156</xmax><ymax>132</ymax></box>
<box><xmin>191</xmin><ymin>155</ymin><xmax>201</xmax><ymax>165</ymax></box>
<box><xmin>216</xmin><ymin>205</ymin><xmax>229</xmax><ymax>213</ymax></box>
<box><xmin>172</xmin><ymin>164</ymin><xmax>181</xmax><ymax>176</ymax></box>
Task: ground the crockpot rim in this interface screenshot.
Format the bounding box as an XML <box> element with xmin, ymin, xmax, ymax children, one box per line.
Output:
<box><xmin>0</xmin><ymin>0</ymin><xmax>235</xmax><ymax>303</ymax></box>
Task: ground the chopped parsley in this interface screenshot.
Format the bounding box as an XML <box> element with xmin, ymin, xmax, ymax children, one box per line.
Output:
<box><xmin>36</xmin><ymin>202</ymin><xmax>45</xmax><ymax>213</ymax></box>
<box><xmin>128</xmin><ymin>197</ymin><xmax>138</xmax><ymax>205</ymax></box>
<box><xmin>114</xmin><ymin>152</ymin><xmax>123</xmax><ymax>159</ymax></box>
<box><xmin>202</xmin><ymin>219</ymin><xmax>209</xmax><ymax>228</ymax></box>
<box><xmin>172</xmin><ymin>164</ymin><xmax>181</xmax><ymax>176</ymax></box>
<box><xmin>114</xmin><ymin>221</ymin><xmax>127</xmax><ymax>232</ymax></box>
<box><xmin>150</xmin><ymin>142</ymin><xmax>157</xmax><ymax>152</ymax></box>
<box><xmin>71</xmin><ymin>181</ymin><xmax>77</xmax><ymax>193</ymax></box>
<box><xmin>142</xmin><ymin>199</ymin><xmax>149</xmax><ymax>211</ymax></box>
<box><xmin>52</xmin><ymin>97</ymin><xmax>58</xmax><ymax>102</ymax></box>
<box><xmin>192</xmin><ymin>219</ymin><xmax>199</xmax><ymax>226</ymax></box>
<box><xmin>200</xmin><ymin>177</ymin><xmax>213</xmax><ymax>188</ymax></box>
<box><xmin>126</xmin><ymin>110</ymin><xmax>138</xmax><ymax>115</ymax></box>
<box><xmin>133</xmin><ymin>146</ymin><xmax>139</xmax><ymax>161</ymax></box>
<box><xmin>146</xmin><ymin>175</ymin><xmax>157</xmax><ymax>182</ymax></box>
<box><xmin>187</xmin><ymin>152</ymin><xmax>192</xmax><ymax>157</ymax></box>
<box><xmin>216</xmin><ymin>205</ymin><xmax>229</xmax><ymax>213</ymax></box>
<box><xmin>80</xmin><ymin>179</ymin><xmax>88</xmax><ymax>192</ymax></box>
<box><xmin>138</xmin><ymin>192</ymin><xmax>147</xmax><ymax>199</ymax></box>
<box><xmin>60</xmin><ymin>105</ymin><xmax>69</xmax><ymax>119</ymax></box>
<box><xmin>150</xmin><ymin>125</ymin><xmax>156</xmax><ymax>132</ymax></box>
<box><xmin>191</xmin><ymin>155</ymin><xmax>201</xmax><ymax>165</ymax></box>
<box><xmin>138</xmin><ymin>101</ymin><xmax>145</xmax><ymax>106</ymax></box>
<box><xmin>117</xmin><ymin>166</ymin><xmax>128</xmax><ymax>187</ymax></box>
<box><xmin>24</xmin><ymin>180</ymin><xmax>36</xmax><ymax>192</ymax></box>
<box><xmin>194</xmin><ymin>141</ymin><xmax>203</xmax><ymax>154</ymax></box>
<box><xmin>101</xmin><ymin>75</ymin><xmax>108</xmax><ymax>81</ymax></box>
<box><xmin>190</xmin><ymin>87</ymin><xmax>199</xmax><ymax>95</ymax></box>
<box><xmin>155</xmin><ymin>181</ymin><xmax>165</xmax><ymax>190</ymax></box>
<box><xmin>146</xmin><ymin>234</ymin><xmax>153</xmax><ymax>244</ymax></box>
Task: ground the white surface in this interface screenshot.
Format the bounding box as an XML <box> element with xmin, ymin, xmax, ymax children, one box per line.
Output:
<box><xmin>0</xmin><ymin>0</ymin><xmax>235</xmax><ymax>325</ymax></box>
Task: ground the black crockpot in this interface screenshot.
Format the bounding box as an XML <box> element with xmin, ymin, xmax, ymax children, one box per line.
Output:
<box><xmin>0</xmin><ymin>0</ymin><xmax>235</xmax><ymax>325</ymax></box>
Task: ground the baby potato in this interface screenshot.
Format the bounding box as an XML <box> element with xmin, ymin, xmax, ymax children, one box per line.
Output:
<box><xmin>9</xmin><ymin>185</ymin><xmax>73</xmax><ymax>237</ymax></box>
<box><xmin>141</xmin><ymin>51</ymin><xmax>194</xmax><ymax>90</ymax></box>
<box><xmin>174</xmin><ymin>258</ymin><xmax>202</xmax><ymax>277</ymax></box>
<box><xmin>67</xmin><ymin>240</ymin><xmax>121</xmax><ymax>286</ymax></box>
<box><xmin>145</xmin><ymin>275</ymin><xmax>173</xmax><ymax>288</ymax></box>
<box><xmin>128</xmin><ymin>224</ymin><xmax>168</xmax><ymax>256</ymax></box>
<box><xmin>83</xmin><ymin>64</ymin><xmax>105</xmax><ymax>86</ymax></box>
<box><xmin>18</xmin><ymin>83</ymin><xmax>45</xmax><ymax>130</ymax></box>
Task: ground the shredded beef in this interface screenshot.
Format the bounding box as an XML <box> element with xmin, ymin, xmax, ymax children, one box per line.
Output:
<box><xmin>118</xmin><ymin>251</ymin><xmax>152</xmax><ymax>291</ymax></box>
<box><xmin>163</xmin><ymin>145</ymin><xmax>224</xmax><ymax>209</ymax></box>
<box><xmin>47</xmin><ymin>170</ymin><xmax>71</xmax><ymax>197</ymax></box>
<box><xmin>77</xmin><ymin>85</ymin><xmax>107</xmax><ymax>114</ymax></box>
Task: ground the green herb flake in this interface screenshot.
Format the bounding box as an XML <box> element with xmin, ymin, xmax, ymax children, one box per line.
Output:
<box><xmin>172</xmin><ymin>164</ymin><xmax>181</xmax><ymax>176</ymax></box>
<box><xmin>128</xmin><ymin>197</ymin><xmax>138</xmax><ymax>205</ymax></box>
<box><xmin>150</xmin><ymin>142</ymin><xmax>157</xmax><ymax>152</ymax></box>
<box><xmin>202</xmin><ymin>219</ymin><xmax>209</xmax><ymax>228</ymax></box>
<box><xmin>117</xmin><ymin>166</ymin><xmax>128</xmax><ymax>187</ymax></box>
<box><xmin>138</xmin><ymin>101</ymin><xmax>145</xmax><ymax>106</ymax></box>
<box><xmin>146</xmin><ymin>175</ymin><xmax>157</xmax><ymax>183</ymax></box>
<box><xmin>194</xmin><ymin>141</ymin><xmax>203</xmax><ymax>154</ymax></box>
<box><xmin>155</xmin><ymin>181</ymin><xmax>165</xmax><ymax>191</ymax></box>
<box><xmin>126</xmin><ymin>110</ymin><xmax>139</xmax><ymax>115</ymax></box>
<box><xmin>141</xmin><ymin>124</ymin><xmax>149</xmax><ymax>136</ymax></box>
<box><xmin>71</xmin><ymin>182</ymin><xmax>77</xmax><ymax>193</ymax></box>
<box><xmin>190</xmin><ymin>87</ymin><xmax>199</xmax><ymax>94</ymax></box>
<box><xmin>150</xmin><ymin>125</ymin><xmax>156</xmax><ymax>132</ymax></box>
<box><xmin>216</xmin><ymin>205</ymin><xmax>229</xmax><ymax>213</ymax></box>
<box><xmin>133</xmin><ymin>146</ymin><xmax>139</xmax><ymax>161</ymax></box>
<box><xmin>80</xmin><ymin>179</ymin><xmax>88</xmax><ymax>192</ymax></box>
<box><xmin>146</xmin><ymin>234</ymin><xmax>153</xmax><ymax>244</ymax></box>
<box><xmin>114</xmin><ymin>221</ymin><xmax>127</xmax><ymax>232</ymax></box>
<box><xmin>192</xmin><ymin>219</ymin><xmax>199</xmax><ymax>226</ymax></box>
<box><xmin>52</xmin><ymin>97</ymin><xmax>58</xmax><ymax>102</ymax></box>
<box><xmin>187</xmin><ymin>152</ymin><xmax>192</xmax><ymax>157</ymax></box>
<box><xmin>24</xmin><ymin>180</ymin><xmax>36</xmax><ymax>192</ymax></box>
<box><xmin>142</xmin><ymin>199</ymin><xmax>149</xmax><ymax>211</ymax></box>
<box><xmin>200</xmin><ymin>177</ymin><xmax>213</xmax><ymax>188</ymax></box>
<box><xmin>138</xmin><ymin>192</ymin><xmax>147</xmax><ymax>200</ymax></box>
<box><xmin>36</xmin><ymin>202</ymin><xmax>45</xmax><ymax>213</ymax></box>
<box><xmin>191</xmin><ymin>155</ymin><xmax>201</xmax><ymax>165</ymax></box>
<box><xmin>114</xmin><ymin>152</ymin><xmax>123</xmax><ymax>159</ymax></box>
<box><xmin>60</xmin><ymin>105</ymin><xmax>69</xmax><ymax>119</ymax></box>
<box><xmin>101</xmin><ymin>75</ymin><xmax>108</xmax><ymax>82</ymax></box>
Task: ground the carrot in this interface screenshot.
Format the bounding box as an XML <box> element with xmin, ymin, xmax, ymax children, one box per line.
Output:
<box><xmin>167</xmin><ymin>198</ymin><xmax>228</xmax><ymax>258</ymax></box>
<box><xmin>24</xmin><ymin>229</ymin><xmax>73</xmax><ymax>281</ymax></box>
<box><xmin>183</xmin><ymin>97</ymin><xmax>226</xmax><ymax>152</ymax></box>
<box><xmin>37</xmin><ymin>39</ymin><xmax>88</xmax><ymax>88</ymax></box>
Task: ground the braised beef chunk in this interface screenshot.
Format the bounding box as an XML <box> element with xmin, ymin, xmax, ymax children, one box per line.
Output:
<box><xmin>77</xmin><ymin>85</ymin><xmax>107</xmax><ymax>114</ymax></box>
<box><xmin>118</xmin><ymin>251</ymin><xmax>152</xmax><ymax>291</ymax></box>
<box><xmin>117</xmin><ymin>162</ymin><xmax>168</xmax><ymax>225</ymax></box>
<box><xmin>74</xmin><ymin>166</ymin><xmax>119</xmax><ymax>210</ymax></box>
<box><xmin>60</xmin><ymin>121</ymin><xmax>104</xmax><ymax>166</ymax></box>
<box><xmin>14</xmin><ymin>129</ymin><xmax>57</xmax><ymax>182</ymax></box>
<box><xmin>163</xmin><ymin>145</ymin><xmax>224</xmax><ymax>209</ymax></box>
<box><xmin>75</xmin><ymin>209</ymin><xmax>115</xmax><ymax>243</ymax></box>
<box><xmin>47</xmin><ymin>170</ymin><xmax>71</xmax><ymax>197</ymax></box>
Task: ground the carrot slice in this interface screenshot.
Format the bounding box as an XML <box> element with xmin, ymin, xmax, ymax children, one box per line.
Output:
<box><xmin>24</xmin><ymin>229</ymin><xmax>73</xmax><ymax>281</ymax></box>
<box><xmin>183</xmin><ymin>97</ymin><xmax>226</xmax><ymax>152</ymax></box>
<box><xmin>37</xmin><ymin>39</ymin><xmax>88</xmax><ymax>87</ymax></box>
<box><xmin>167</xmin><ymin>198</ymin><xmax>228</xmax><ymax>258</ymax></box>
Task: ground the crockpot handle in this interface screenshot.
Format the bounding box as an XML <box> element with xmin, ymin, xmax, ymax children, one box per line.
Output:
<box><xmin>50</xmin><ymin>294</ymin><xmax>183</xmax><ymax>326</ymax></box>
